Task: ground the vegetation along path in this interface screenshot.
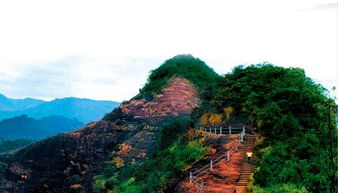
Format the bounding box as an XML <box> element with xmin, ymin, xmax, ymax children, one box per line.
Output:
<box><xmin>177</xmin><ymin>132</ymin><xmax>256</xmax><ymax>193</ymax></box>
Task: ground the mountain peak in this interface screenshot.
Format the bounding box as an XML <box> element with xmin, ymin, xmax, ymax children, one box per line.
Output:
<box><xmin>138</xmin><ymin>54</ymin><xmax>219</xmax><ymax>100</ymax></box>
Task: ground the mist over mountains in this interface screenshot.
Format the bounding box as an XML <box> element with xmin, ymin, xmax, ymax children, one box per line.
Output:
<box><xmin>0</xmin><ymin>94</ymin><xmax>45</xmax><ymax>111</ymax></box>
<box><xmin>0</xmin><ymin>115</ymin><xmax>83</xmax><ymax>140</ymax></box>
<box><xmin>0</xmin><ymin>93</ymin><xmax>119</xmax><ymax>141</ymax></box>
<box><xmin>0</xmin><ymin>93</ymin><xmax>120</xmax><ymax>124</ymax></box>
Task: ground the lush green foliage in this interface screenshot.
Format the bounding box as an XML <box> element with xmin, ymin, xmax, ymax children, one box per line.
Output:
<box><xmin>253</xmin><ymin>183</ymin><xmax>308</xmax><ymax>193</ymax></box>
<box><xmin>94</xmin><ymin>118</ymin><xmax>209</xmax><ymax>193</ymax></box>
<box><xmin>0</xmin><ymin>138</ymin><xmax>34</xmax><ymax>154</ymax></box>
<box><xmin>138</xmin><ymin>54</ymin><xmax>220</xmax><ymax>100</ymax></box>
<box><xmin>196</xmin><ymin>64</ymin><xmax>337</xmax><ymax>193</ymax></box>
<box><xmin>157</xmin><ymin>117</ymin><xmax>192</xmax><ymax>149</ymax></box>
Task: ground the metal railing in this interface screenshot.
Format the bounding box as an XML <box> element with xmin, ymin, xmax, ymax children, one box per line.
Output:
<box><xmin>189</xmin><ymin>128</ymin><xmax>246</xmax><ymax>192</ymax></box>
<box><xmin>197</xmin><ymin>126</ymin><xmax>246</xmax><ymax>135</ymax></box>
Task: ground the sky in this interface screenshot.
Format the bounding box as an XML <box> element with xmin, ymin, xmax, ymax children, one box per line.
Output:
<box><xmin>0</xmin><ymin>0</ymin><xmax>337</xmax><ymax>102</ymax></box>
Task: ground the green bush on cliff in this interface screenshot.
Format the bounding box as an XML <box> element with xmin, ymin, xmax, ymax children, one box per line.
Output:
<box><xmin>157</xmin><ymin>117</ymin><xmax>192</xmax><ymax>149</ymax></box>
<box><xmin>138</xmin><ymin>54</ymin><xmax>220</xmax><ymax>100</ymax></box>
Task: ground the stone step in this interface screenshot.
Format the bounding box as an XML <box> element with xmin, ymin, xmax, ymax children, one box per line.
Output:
<box><xmin>239</xmin><ymin>177</ymin><xmax>250</xmax><ymax>179</ymax></box>
<box><xmin>238</xmin><ymin>178</ymin><xmax>249</xmax><ymax>181</ymax></box>
<box><xmin>236</xmin><ymin>184</ymin><xmax>247</xmax><ymax>186</ymax></box>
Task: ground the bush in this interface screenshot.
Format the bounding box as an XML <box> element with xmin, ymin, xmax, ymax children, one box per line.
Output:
<box><xmin>158</xmin><ymin>117</ymin><xmax>192</xmax><ymax>149</ymax></box>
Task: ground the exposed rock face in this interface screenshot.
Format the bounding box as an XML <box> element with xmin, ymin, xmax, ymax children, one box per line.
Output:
<box><xmin>121</xmin><ymin>77</ymin><xmax>199</xmax><ymax>122</ymax></box>
<box><xmin>0</xmin><ymin>77</ymin><xmax>199</xmax><ymax>193</ymax></box>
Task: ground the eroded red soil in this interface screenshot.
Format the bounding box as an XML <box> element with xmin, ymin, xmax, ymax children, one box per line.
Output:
<box><xmin>177</xmin><ymin>134</ymin><xmax>248</xmax><ymax>193</ymax></box>
<box><xmin>121</xmin><ymin>77</ymin><xmax>199</xmax><ymax>121</ymax></box>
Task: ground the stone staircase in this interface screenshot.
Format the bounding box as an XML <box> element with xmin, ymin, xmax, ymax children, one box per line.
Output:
<box><xmin>236</xmin><ymin>163</ymin><xmax>252</xmax><ymax>186</ymax></box>
<box><xmin>235</xmin><ymin>135</ymin><xmax>256</xmax><ymax>188</ymax></box>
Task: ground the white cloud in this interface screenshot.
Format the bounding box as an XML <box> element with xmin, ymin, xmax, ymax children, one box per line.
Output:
<box><xmin>0</xmin><ymin>0</ymin><xmax>336</xmax><ymax>101</ymax></box>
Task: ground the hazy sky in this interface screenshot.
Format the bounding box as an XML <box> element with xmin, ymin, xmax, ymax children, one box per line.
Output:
<box><xmin>0</xmin><ymin>0</ymin><xmax>337</xmax><ymax>102</ymax></box>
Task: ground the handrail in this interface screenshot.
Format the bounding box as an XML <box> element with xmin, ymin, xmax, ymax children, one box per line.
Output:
<box><xmin>189</xmin><ymin>128</ymin><xmax>246</xmax><ymax>193</ymax></box>
<box><xmin>198</xmin><ymin>126</ymin><xmax>246</xmax><ymax>135</ymax></box>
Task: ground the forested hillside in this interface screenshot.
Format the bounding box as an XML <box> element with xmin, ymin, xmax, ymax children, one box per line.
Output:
<box><xmin>195</xmin><ymin>64</ymin><xmax>337</xmax><ymax>192</ymax></box>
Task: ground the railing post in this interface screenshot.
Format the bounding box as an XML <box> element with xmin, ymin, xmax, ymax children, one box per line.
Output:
<box><xmin>229</xmin><ymin>126</ymin><xmax>231</xmax><ymax>135</ymax></box>
<box><xmin>210</xmin><ymin>160</ymin><xmax>213</xmax><ymax>171</ymax></box>
<box><xmin>214</xmin><ymin>127</ymin><xmax>217</xmax><ymax>134</ymax></box>
<box><xmin>190</xmin><ymin>172</ymin><xmax>192</xmax><ymax>183</ymax></box>
<box><xmin>240</xmin><ymin>131</ymin><xmax>244</xmax><ymax>142</ymax></box>
<box><xmin>243</xmin><ymin>126</ymin><xmax>245</xmax><ymax>135</ymax></box>
<box><xmin>227</xmin><ymin>151</ymin><xmax>230</xmax><ymax>161</ymax></box>
<box><xmin>220</xmin><ymin>127</ymin><xmax>222</xmax><ymax>134</ymax></box>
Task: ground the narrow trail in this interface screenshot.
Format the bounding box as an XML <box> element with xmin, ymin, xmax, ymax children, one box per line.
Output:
<box><xmin>177</xmin><ymin>134</ymin><xmax>256</xmax><ymax>193</ymax></box>
<box><xmin>234</xmin><ymin>135</ymin><xmax>256</xmax><ymax>193</ymax></box>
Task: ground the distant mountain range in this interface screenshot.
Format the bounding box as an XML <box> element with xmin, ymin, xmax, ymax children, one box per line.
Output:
<box><xmin>0</xmin><ymin>94</ymin><xmax>120</xmax><ymax>124</ymax></box>
<box><xmin>0</xmin><ymin>94</ymin><xmax>45</xmax><ymax>111</ymax></box>
<box><xmin>0</xmin><ymin>115</ymin><xmax>84</xmax><ymax>140</ymax></box>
